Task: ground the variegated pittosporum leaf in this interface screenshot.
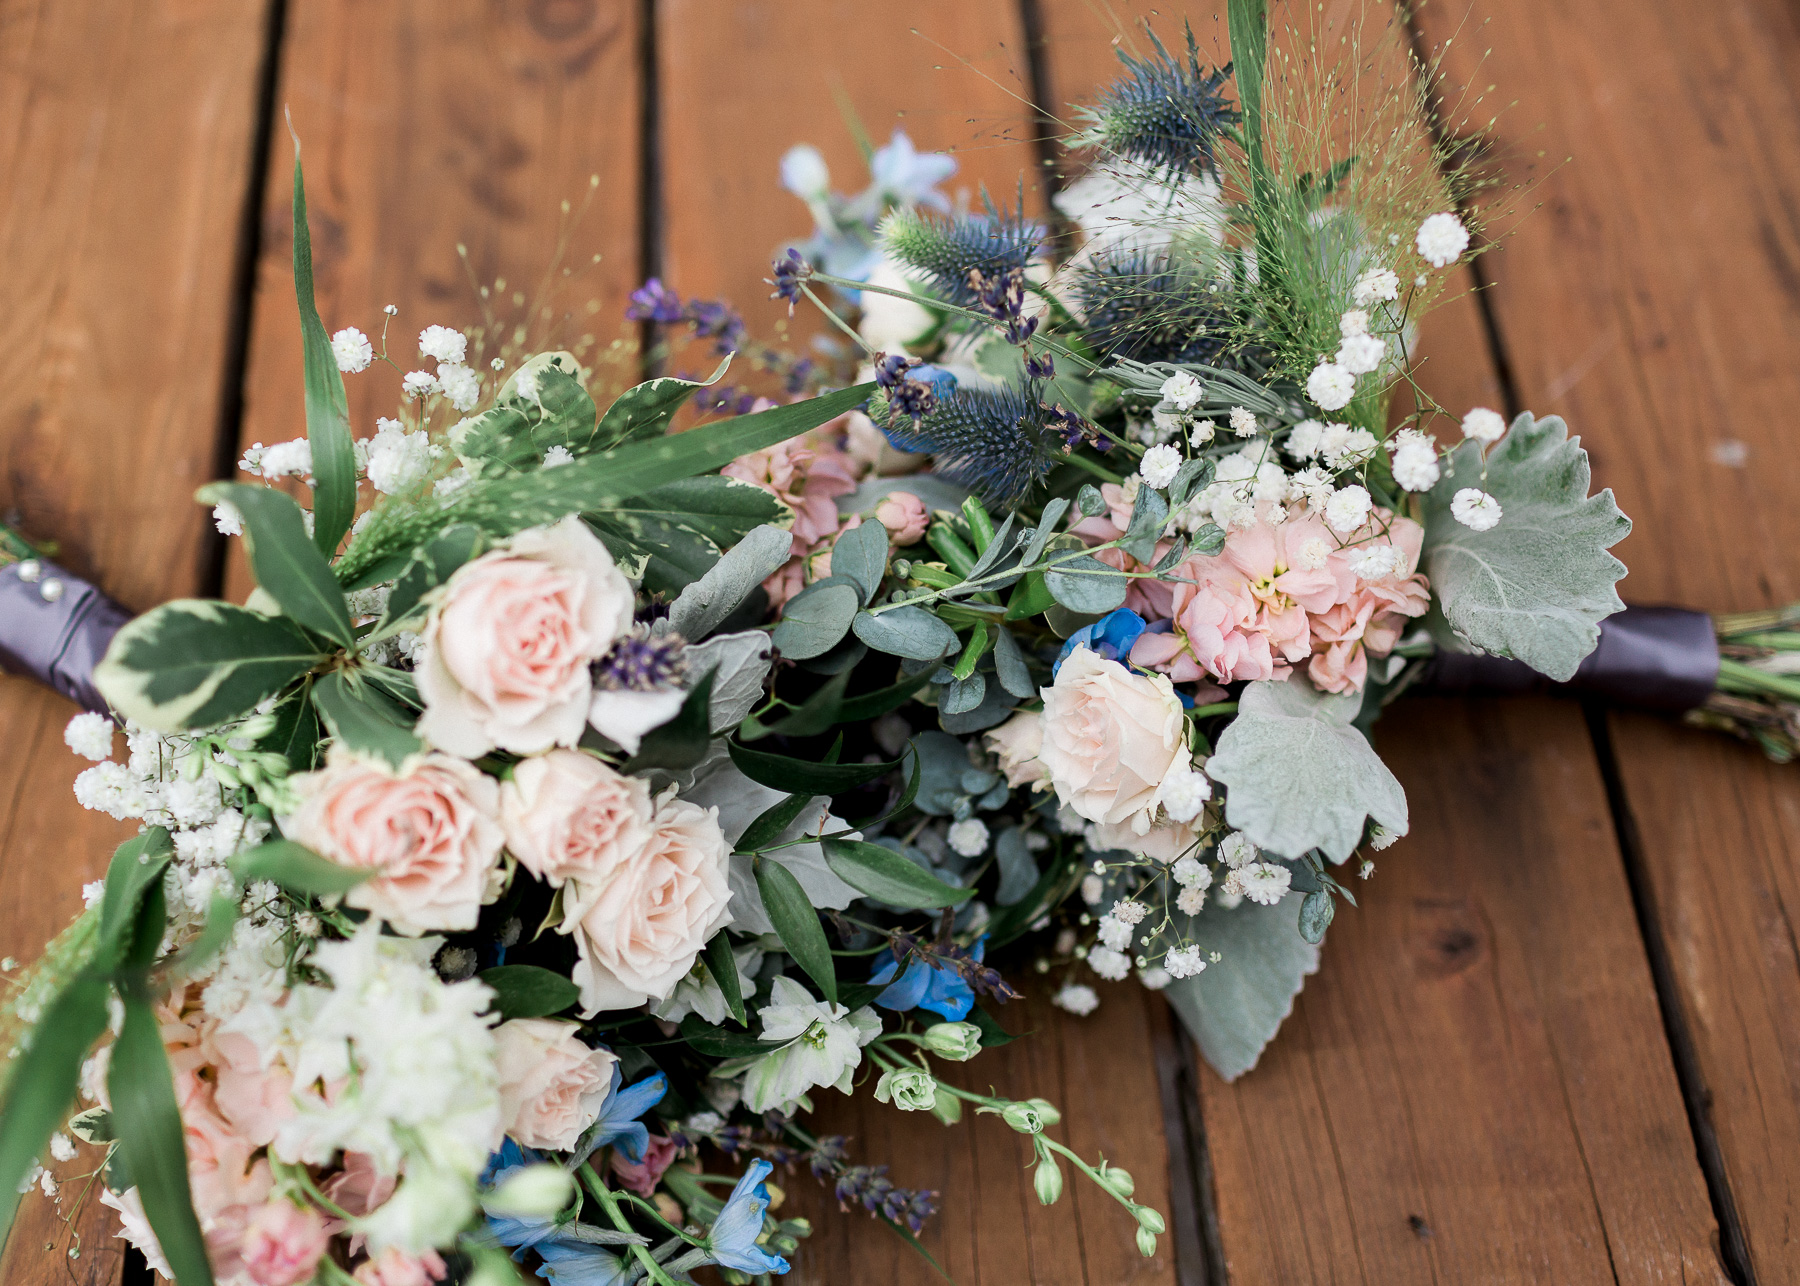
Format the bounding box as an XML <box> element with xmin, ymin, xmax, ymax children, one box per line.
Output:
<box><xmin>93</xmin><ymin>601</ymin><xmax>327</xmax><ymax>732</ymax></box>
<box><xmin>587</xmin><ymin>475</ymin><xmax>789</xmax><ymax>597</ymax></box>
<box><xmin>593</xmin><ymin>355</ymin><xmax>732</xmax><ymax>451</ymax></box>
<box><xmin>1162</xmin><ymin>893</ymin><xmax>1320</xmax><ymax>1081</ymax></box>
<box><xmin>1208</xmin><ymin>677</ymin><xmax>1407</xmax><ymax>862</ymax></box>
<box><xmin>451</xmin><ymin>352</ymin><xmax>597</xmax><ymax>478</ymax></box>
<box><xmin>1423</xmin><ymin>411</ymin><xmax>1630</xmax><ymax>681</ymax></box>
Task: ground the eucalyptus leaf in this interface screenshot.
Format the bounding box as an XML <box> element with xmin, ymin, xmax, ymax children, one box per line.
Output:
<box><xmin>1208</xmin><ymin>678</ymin><xmax>1408</xmax><ymax>862</ymax></box>
<box><xmin>938</xmin><ymin>675</ymin><xmax>1019</xmax><ymax>734</ymax></box>
<box><xmin>990</xmin><ymin>626</ymin><xmax>1035</xmax><ymax>698</ymax></box>
<box><xmin>1298</xmin><ymin>889</ymin><xmax>1335</xmax><ymax>944</ymax></box>
<box><xmin>1120</xmin><ymin>487</ymin><xmax>1170</xmax><ymax>564</ymax></box>
<box><xmin>993</xmin><ymin>826</ymin><xmax>1039</xmax><ymax>905</ymax></box>
<box><xmin>941</xmin><ymin>673</ymin><xmax>986</xmax><ymax>714</ymax></box>
<box><xmin>93</xmin><ymin>601</ymin><xmax>326</xmax><ymax>733</ymax></box>
<box><xmin>1044</xmin><ymin>554</ymin><xmax>1128</xmax><ymax>614</ymax></box>
<box><xmin>1019</xmin><ymin>497</ymin><xmax>1071</xmax><ymax>569</ymax></box>
<box><xmin>1162</xmin><ymin>891</ymin><xmax>1318</xmax><ymax>1082</ymax></box>
<box><xmin>1151</xmin><ymin>536</ymin><xmax>1190</xmax><ymax>573</ymax></box>
<box><xmin>199</xmin><ymin>483</ymin><xmax>353</xmax><ymax>646</ymax></box>
<box><xmin>1190</xmin><ymin>523</ymin><xmax>1226</xmax><ymax>556</ymax></box>
<box><xmin>1423</xmin><ymin>412</ymin><xmax>1630</xmax><ymax>681</ymax></box>
<box><xmin>1169</xmin><ymin>456</ymin><xmax>1216</xmax><ymax>508</ymax></box>
<box><xmin>964</xmin><ymin>512</ymin><xmax>1018</xmax><ymax>581</ymax></box>
<box><xmin>1076</xmin><ymin>484</ymin><xmax>1106</xmax><ymax>517</ymax></box>
<box><xmin>771</xmin><ymin>579</ymin><xmax>860</xmax><ymax>660</ymax></box>
<box><xmin>831</xmin><ymin>518</ymin><xmax>890</xmax><ymax>605</ymax></box>
<box><xmin>852</xmin><ymin>605</ymin><xmax>958</xmax><ymax>661</ymax></box>
<box><xmin>667</xmin><ymin>524</ymin><xmax>794</xmax><ymax>641</ymax></box>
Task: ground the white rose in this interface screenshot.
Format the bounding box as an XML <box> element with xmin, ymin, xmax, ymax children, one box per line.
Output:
<box><xmin>492</xmin><ymin>1019</ymin><xmax>617</xmax><ymax>1151</ymax></box>
<box><xmin>1038</xmin><ymin>648</ymin><xmax>1192</xmax><ymax>831</ymax></box>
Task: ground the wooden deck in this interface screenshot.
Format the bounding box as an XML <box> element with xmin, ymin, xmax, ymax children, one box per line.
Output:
<box><xmin>1</xmin><ymin>1</ymin><xmax>1796</xmax><ymax>1282</ymax></box>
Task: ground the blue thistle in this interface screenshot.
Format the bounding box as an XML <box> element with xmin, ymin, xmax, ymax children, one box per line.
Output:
<box><xmin>1074</xmin><ymin>249</ymin><xmax>1243</xmax><ymax>365</ymax></box>
<box><xmin>880</xmin><ymin>383</ymin><xmax>1063</xmax><ymax>503</ymax></box>
<box><xmin>1084</xmin><ymin>25</ymin><xmax>1239</xmax><ymax>176</ymax></box>
<box><xmin>879</xmin><ymin>190</ymin><xmax>1044</xmax><ymax>308</ymax></box>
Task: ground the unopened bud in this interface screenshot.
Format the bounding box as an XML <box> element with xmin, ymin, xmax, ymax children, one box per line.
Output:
<box><xmin>484</xmin><ymin>1164</ymin><xmax>576</xmax><ymax>1218</ymax></box>
<box><xmin>1136</xmin><ymin>1226</ymin><xmax>1158</xmax><ymax>1258</ymax></box>
<box><xmin>1024</xmin><ymin>1098</ymin><xmax>1061</xmax><ymax>1127</ymax></box>
<box><xmin>1033</xmin><ymin>1156</ymin><xmax>1064</xmax><ymax>1205</ymax></box>
<box><xmin>1100</xmin><ymin>1165</ymin><xmax>1134</xmax><ymax>1197</ymax></box>
<box><xmin>1136</xmin><ymin>1206</ymin><xmax>1166</xmax><ymax>1234</ymax></box>
<box><xmin>931</xmin><ymin>1090</ymin><xmax>963</xmax><ymax>1125</ymax></box>
<box><xmin>921</xmin><ymin>1021</ymin><xmax>981</xmax><ymax>1061</ymax></box>
<box><xmin>1000</xmin><ymin>1102</ymin><xmax>1045</xmax><ymax>1134</ymax></box>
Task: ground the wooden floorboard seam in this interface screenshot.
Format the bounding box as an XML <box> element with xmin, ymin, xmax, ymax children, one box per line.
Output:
<box><xmin>635</xmin><ymin>0</ymin><xmax>660</xmax><ymax>385</ymax></box>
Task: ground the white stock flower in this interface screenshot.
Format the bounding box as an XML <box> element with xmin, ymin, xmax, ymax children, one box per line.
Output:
<box><xmin>419</xmin><ymin>324</ymin><xmax>468</xmax><ymax>366</ymax></box>
<box><xmin>1451</xmin><ymin>488</ymin><xmax>1503</xmax><ymax>531</ymax></box>
<box><xmin>1306</xmin><ymin>361</ymin><xmax>1356</xmax><ymax>411</ymax></box>
<box><xmin>739</xmin><ymin>976</ymin><xmax>881</xmax><ymax>1114</ymax></box>
<box><xmin>1461</xmin><ymin>406</ymin><xmax>1508</xmax><ymax>444</ymax></box>
<box><xmin>1415</xmin><ymin>212</ymin><xmax>1471</xmax><ymax>267</ymax></box>
<box><xmin>331</xmin><ymin>327</ymin><xmax>373</xmax><ymax>373</ymax></box>
<box><xmin>1160</xmin><ymin>371</ymin><xmax>1204</xmax><ymax>410</ymax></box>
<box><xmin>64</xmin><ymin>712</ymin><xmax>114</xmax><ymax>762</ymax></box>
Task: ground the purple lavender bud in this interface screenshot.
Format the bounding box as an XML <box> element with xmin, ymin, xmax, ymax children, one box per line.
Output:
<box><xmin>626</xmin><ymin>278</ymin><xmax>685</xmax><ymax>324</ymax></box>
<box><xmin>1026</xmin><ymin>349</ymin><xmax>1056</xmax><ymax>379</ymax></box>
<box><xmin>768</xmin><ymin>247</ymin><xmax>812</xmax><ymax>314</ymax></box>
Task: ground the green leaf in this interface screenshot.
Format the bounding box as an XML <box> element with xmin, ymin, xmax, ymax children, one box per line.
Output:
<box><xmin>1208</xmin><ymin>678</ymin><xmax>1408</xmax><ymax>861</ymax></box>
<box><xmin>1189</xmin><ymin>523</ymin><xmax>1226</xmax><ymax>556</ymax></box>
<box><xmin>290</xmin><ymin>152</ymin><xmax>356</xmax><ymax>560</ymax></box>
<box><xmin>1298</xmin><ymin>889</ymin><xmax>1335</xmax><ymax>944</ymax></box>
<box><xmin>590</xmin><ymin>475</ymin><xmax>789</xmax><ymax>596</ymax></box>
<box><xmin>594</xmin><ymin>355</ymin><xmax>732</xmax><ymax>449</ymax></box>
<box><xmin>679</xmin><ymin>1014</ymin><xmax>780</xmax><ymax>1058</ymax></box>
<box><xmin>311</xmin><ymin>671</ymin><xmax>422</xmax><ymax>768</ymax></box>
<box><xmin>968</xmin><ymin>1004</ymin><xmax>1021</xmax><ymax>1049</ymax></box>
<box><xmin>1151</xmin><ymin>536</ymin><xmax>1190</xmax><ymax>574</ymax></box>
<box><xmin>622</xmin><ymin>668</ymin><xmax>716</xmax><ymax>773</ymax></box>
<box><xmin>478</xmin><ymin>965</ymin><xmax>581</xmax><ymax>1019</ymax></box>
<box><xmin>111</xmin><ymin>990</ymin><xmax>216</xmax><ymax>1286</ymax></box>
<box><xmin>174</xmin><ymin>895</ymin><xmax>241</xmax><ymax>973</ymax></box>
<box><xmin>685</xmin><ymin>630</ymin><xmax>773</xmax><ymax>732</ymax></box>
<box><xmin>0</xmin><ymin>973</ymin><xmax>110</xmax><ymax>1241</ymax></box>
<box><xmin>199</xmin><ymin>483</ymin><xmax>354</xmax><ymax>646</ymax></box>
<box><xmin>728</xmin><ymin>741</ymin><xmax>899</xmax><ymax>795</ymax></box>
<box><xmin>941</xmin><ymin>673</ymin><xmax>986</xmax><ymax>715</ymax></box>
<box><xmin>1168</xmin><ymin>457</ymin><xmax>1215</xmax><ymax>508</ymax></box>
<box><xmin>1075</xmin><ymin>484</ymin><xmax>1106</xmax><ymax>517</ymax></box>
<box><xmin>755</xmin><ymin>859</ymin><xmax>837</xmax><ymax>1005</ymax></box>
<box><xmin>832</xmin><ymin>518</ymin><xmax>890</xmax><ymax>605</ymax></box>
<box><xmin>1162</xmin><ymin>893</ymin><xmax>1318</xmax><ymax>1082</ymax></box>
<box><xmin>258</xmin><ymin>683</ymin><xmax>321</xmax><ymax>772</ymax></box>
<box><xmin>749</xmin><ymin>668</ymin><xmax>850</xmax><ymax>739</ymax></box>
<box><xmin>94</xmin><ymin>600</ymin><xmax>327</xmax><ymax>732</ymax></box>
<box><xmin>667</xmin><ymin>524</ymin><xmax>794</xmax><ymax>641</ymax></box>
<box><xmin>97</xmin><ymin>828</ymin><xmax>174</xmax><ymax>967</ymax></box>
<box><xmin>703</xmin><ymin>933</ymin><xmax>749</xmax><ymax>1027</ymax></box>
<box><xmin>377</xmin><ymin>524</ymin><xmax>483</xmax><ymax>629</ymax></box>
<box><xmin>229</xmin><ymin>839</ymin><xmax>370</xmax><ymax>896</ymax></box>
<box><xmin>1422</xmin><ymin>412</ymin><xmax>1630</xmax><ymax>681</ymax></box>
<box><xmin>736</xmin><ymin>791</ymin><xmax>816</xmax><ymax>854</ymax></box>
<box><xmin>771</xmin><ymin>579</ymin><xmax>860</xmax><ymax>660</ymax></box>
<box><xmin>453</xmin><ymin>354</ymin><xmax>598</xmax><ymax>476</ymax></box>
<box><xmin>990</xmin><ymin>626</ymin><xmax>1035</xmax><ymax>699</ymax></box>
<box><xmin>1043</xmin><ymin>554</ymin><xmax>1127</xmax><ymax>614</ymax></box>
<box><xmin>1120</xmin><ymin>487</ymin><xmax>1169</xmax><ymax>564</ymax></box>
<box><xmin>993</xmin><ymin>825</ymin><xmax>1039</xmax><ymax>905</ymax></box>
<box><xmin>1018</xmin><ymin>497</ymin><xmax>1070</xmax><ymax>569</ymax></box>
<box><xmin>1227</xmin><ymin>0</ymin><xmax>1269</xmax><ymax>176</ymax></box>
<box><xmin>821</xmin><ymin>838</ymin><xmax>973</xmax><ymax>909</ymax></box>
<box><xmin>852</xmin><ymin>605</ymin><xmax>958</xmax><ymax>661</ymax></box>
<box><xmin>837</xmin><ymin>667</ymin><xmax>939</xmax><ymax>722</ymax></box>
<box><xmin>963</xmin><ymin>512</ymin><xmax>1018</xmax><ymax>582</ymax></box>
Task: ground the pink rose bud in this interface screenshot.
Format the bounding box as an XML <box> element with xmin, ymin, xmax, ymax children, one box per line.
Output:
<box><xmin>873</xmin><ymin>490</ymin><xmax>930</xmax><ymax>546</ymax></box>
<box><xmin>611</xmin><ymin>1134</ymin><xmax>680</xmax><ymax>1197</ymax></box>
<box><xmin>238</xmin><ymin>1201</ymin><xmax>330</xmax><ymax>1286</ymax></box>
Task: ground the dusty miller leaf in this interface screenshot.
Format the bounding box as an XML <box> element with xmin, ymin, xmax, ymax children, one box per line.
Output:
<box><xmin>1161</xmin><ymin>893</ymin><xmax>1319</xmax><ymax>1081</ymax></box>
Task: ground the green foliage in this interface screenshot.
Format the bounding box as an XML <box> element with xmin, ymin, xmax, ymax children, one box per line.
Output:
<box><xmin>1208</xmin><ymin>678</ymin><xmax>1407</xmax><ymax>862</ymax></box>
<box><xmin>453</xmin><ymin>354</ymin><xmax>598</xmax><ymax>477</ymax></box>
<box><xmin>587</xmin><ymin>475</ymin><xmax>789</xmax><ymax>597</ymax></box>
<box><xmin>821</xmin><ymin>838</ymin><xmax>973</xmax><ymax>910</ymax></box>
<box><xmin>756</xmin><ymin>859</ymin><xmax>837</xmax><ymax>1005</ymax></box>
<box><xmin>770</xmin><ymin>578</ymin><xmax>860</xmax><ymax>659</ymax></box>
<box><xmin>852</xmin><ymin>605</ymin><xmax>958</xmax><ymax>661</ymax></box>
<box><xmin>831</xmin><ymin>518</ymin><xmax>890</xmax><ymax>604</ymax></box>
<box><xmin>201</xmin><ymin>484</ymin><xmax>353</xmax><ymax>647</ymax></box>
<box><xmin>727</xmin><ymin>741</ymin><xmax>898</xmax><ymax>796</ymax></box>
<box><xmin>1044</xmin><ymin>553</ymin><xmax>1127</xmax><ymax>615</ymax></box>
<box><xmin>702</xmin><ymin>934</ymin><xmax>749</xmax><ymax>1027</ymax></box>
<box><xmin>377</xmin><ymin>524</ymin><xmax>483</xmax><ymax>631</ymax></box>
<box><xmin>667</xmin><ymin>524</ymin><xmax>792</xmax><ymax>641</ymax></box>
<box><xmin>621</xmin><ymin>668</ymin><xmax>716</xmax><ymax>773</ymax></box>
<box><xmin>290</xmin><ymin>154</ymin><xmax>357</xmax><ymax>560</ymax></box>
<box><xmin>478</xmin><ymin>965</ymin><xmax>581</xmax><ymax>1020</ymax></box>
<box><xmin>229</xmin><ymin>839</ymin><xmax>371</xmax><ymax>896</ymax></box>
<box><xmin>593</xmin><ymin>356</ymin><xmax>732</xmax><ymax>450</ymax></box>
<box><xmin>94</xmin><ymin>600</ymin><xmax>328</xmax><ymax>733</ymax></box>
<box><xmin>1423</xmin><ymin>413</ymin><xmax>1630</xmax><ymax>681</ymax></box>
<box><xmin>1161</xmin><ymin>892</ymin><xmax>1317</xmax><ymax>1081</ymax></box>
<box><xmin>0</xmin><ymin>973</ymin><xmax>110</xmax><ymax>1240</ymax></box>
<box><xmin>311</xmin><ymin>670</ymin><xmax>422</xmax><ymax>768</ymax></box>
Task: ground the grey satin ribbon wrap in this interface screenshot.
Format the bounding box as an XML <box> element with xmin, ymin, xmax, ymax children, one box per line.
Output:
<box><xmin>1412</xmin><ymin>605</ymin><xmax>1721</xmax><ymax>713</ymax></box>
<box><xmin>0</xmin><ymin>559</ymin><xmax>131</xmax><ymax>714</ymax></box>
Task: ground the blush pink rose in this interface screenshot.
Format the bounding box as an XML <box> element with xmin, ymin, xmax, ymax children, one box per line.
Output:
<box><xmin>354</xmin><ymin>1247</ymin><xmax>447</xmax><ymax>1286</ymax></box>
<box><xmin>416</xmin><ymin>516</ymin><xmax>634</xmax><ymax>757</ymax></box>
<box><xmin>498</xmin><ymin>750</ymin><xmax>654</xmax><ymax>892</ymax></box>
<box><xmin>1090</xmin><ymin>818</ymin><xmax>1200</xmax><ymax>864</ymax></box>
<box><xmin>569</xmin><ymin>796</ymin><xmax>734</xmax><ymax>1014</ymax></box>
<box><xmin>611</xmin><ymin>1134</ymin><xmax>679</xmax><ymax>1197</ymax></box>
<box><xmin>1038</xmin><ymin>648</ymin><xmax>1193</xmax><ymax>830</ymax></box>
<box><xmin>281</xmin><ymin>749</ymin><xmax>505</xmax><ymax>936</ymax></box>
<box><xmin>236</xmin><ymin>1201</ymin><xmax>330</xmax><ymax>1286</ymax></box>
<box><xmin>322</xmin><ymin>1152</ymin><xmax>398</xmax><ymax>1220</ymax></box>
<box><xmin>493</xmin><ymin>1018</ymin><xmax>619</xmax><ymax>1151</ymax></box>
<box><xmin>872</xmin><ymin>490</ymin><xmax>930</xmax><ymax>545</ymax></box>
<box><xmin>982</xmin><ymin>710</ymin><xmax>1048</xmax><ymax>790</ymax></box>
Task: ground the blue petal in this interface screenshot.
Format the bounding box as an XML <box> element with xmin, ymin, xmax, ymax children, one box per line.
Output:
<box><xmin>595</xmin><ymin>1070</ymin><xmax>667</xmax><ymax>1163</ymax></box>
<box><xmin>534</xmin><ymin>1242</ymin><xmax>632</xmax><ymax>1286</ymax></box>
<box><xmin>710</xmin><ymin>1161</ymin><xmax>790</xmax><ymax>1275</ymax></box>
<box><xmin>873</xmin><ymin>959</ymin><xmax>932</xmax><ymax>1012</ymax></box>
<box><xmin>919</xmin><ymin>971</ymin><xmax>975</xmax><ymax>1022</ymax></box>
<box><xmin>1055</xmin><ymin>609</ymin><xmax>1146</xmax><ymax>677</ymax></box>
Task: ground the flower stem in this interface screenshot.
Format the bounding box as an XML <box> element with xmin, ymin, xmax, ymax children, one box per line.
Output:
<box><xmin>577</xmin><ymin>1163</ymin><xmax>684</xmax><ymax>1286</ymax></box>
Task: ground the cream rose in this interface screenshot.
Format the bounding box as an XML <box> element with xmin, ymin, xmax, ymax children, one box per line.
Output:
<box><xmin>569</xmin><ymin>795</ymin><xmax>733</xmax><ymax>1014</ymax></box>
<box><xmin>1039</xmin><ymin>647</ymin><xmax>1193</xmax><ymax>830</ymax></box>
<box><xmin>983</xmin><ymin>709</ymin><xmax>1048</xmax><ymax>790</ymax></box>
<box><xmin>498</xmin><ymin>750</ymin><xmax>654</xmax><ymax>897</ymax></box>
<box><xmin>416</xmin><ymin>516</ymin><xmax>634</xmax><ymax>757</ymax></box>
<box><xmin>492</xmin><ymin>1018</ymin><xmax>618</xmax><ymax>1151</ymax></box>
<box><xmin>281</xmin><ymin>749</ymin><xmax>504</xmax><ymax>935</ymax></box>
<box><xmin>1089</xmin><ymin>818</ymin><xmax>1199</xmax><ymax>864</ymax></box>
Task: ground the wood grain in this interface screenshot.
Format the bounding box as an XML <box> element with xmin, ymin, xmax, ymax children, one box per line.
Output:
<box><xmin>229</xmin><ymin>0</ymin><xmax>647</xmax><ymax>601</ymax></box>
<box><xmin>1414</xmin><ymin>0</ymin><xmax>1800</xmax><ymax>1277</ymax></box>
<box><xmin>0</xmin><ymin>0</ymin><xmax>273</xmax><ymax>1281</ymax></box>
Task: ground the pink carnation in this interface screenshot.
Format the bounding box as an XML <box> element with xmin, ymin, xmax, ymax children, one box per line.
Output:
<box><xmin>235</xmin><ymin>1201</ymin><xmax>331</xmax><ymax>1286</ymax></box>
<box><xmin>611</xmin><ymin>1134</ymin><xmax>680</xmax><ymax>1197</ymax></box>
<box><xmin>354</xmin><ymin>1248</ymin><xmax>447</xmax><ymax>1286</ymax></box>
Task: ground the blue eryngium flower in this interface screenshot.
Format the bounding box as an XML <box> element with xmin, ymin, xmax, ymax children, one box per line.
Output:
<box><xmin>532</xmin><ymin>1241</ymin><xmax>631</xmax><ymax>1286</ymax></box>
<box><xmin>709</xmin><ymin>1159</ymin><xmax>790</xmax><ymax>1275</ymax></box>
<box><xmin>1055</xmin><ymin>608</ymin><xmax>1148</xmax><ymax>678</ymax></box>
<box><xmin>870</xmin><ymin>938</ymin><xmax>984</xmax><ymax>1021</ymax></box>
<box><xmin>591</xmin><ymin>1066</ymin><xmax>669</xmax><ymax>1163</ymax></box>
<box><xmin>879</xmin><ymin>383</ymin><xmax>1063</xmax><ymax>504</ymax></box>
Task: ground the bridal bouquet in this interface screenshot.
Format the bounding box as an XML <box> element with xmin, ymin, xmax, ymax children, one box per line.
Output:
<box><xmin>0</xmin><ymin>5</ymin><xmax>1734</xmax><ymax>1285</ymax></box>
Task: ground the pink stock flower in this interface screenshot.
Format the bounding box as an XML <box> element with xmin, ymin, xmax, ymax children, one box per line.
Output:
<box><xmin>610</xmin><ymin>1134</ymin><xmax>680</xmax><ymax>1197</ymax></box>
<box><xmin>321</xmin><ymin>1152</ymin><xmax>399</xmax><ymax>1220</ymax></box>
<box><xmin>212</xmin><ymin>1029</ymin><xmax>295</xmax><ymax>1149</ymax></box>
<box><xmin>235</xmin><ymin>1201</ymin><xmax>331</xmax><ymax>1286</ymax></box>
<box><xmin>353</xmin><ymin>1247</ymin><xmax>447</xmax><ymax>1286</ymax></box>
<box><xmin>726</xmin><ymin>426</ymin><xmax>863</xmax><ymax>609</ymax></box>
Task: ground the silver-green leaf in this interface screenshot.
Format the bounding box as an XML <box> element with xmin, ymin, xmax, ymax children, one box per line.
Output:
<box><xmin>1207</xmin><ymin>678</ymin><xmax>1407</xmax><ymax>862</ymax></box>
<box><xmin>667</xmin><ymin>523</ymin><xmax>794</xmax><ymax>641</ymax></box>
<box><xmin>770</xmin><ymin>579</ymin><xmax>860</xmax><ymax>660</ymax></box>
<box><xmin>831</xmin><ymin>518</ymin><xmax>890</xmax><ymax>605</ymax></box>
<box><xmin>851</xmin><ymin>605</ymin><xmax>958</xmax><ymax>661</ymax></box>
<box><xmin>1162</xmin><ymin>893</ymin><xmax>1319</xmax><ymax>1081</ymax></box>
<box><xmin>1423</xmin><ymin>412</ymin><xmax>1630</xmax><ymax>681</ymax></box>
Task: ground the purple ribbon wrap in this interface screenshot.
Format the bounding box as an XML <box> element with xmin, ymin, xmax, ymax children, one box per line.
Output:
<box><xmin>0</xmin><ymin>558</ymin><xmax>132</xmax><ymax>714</ymax></box>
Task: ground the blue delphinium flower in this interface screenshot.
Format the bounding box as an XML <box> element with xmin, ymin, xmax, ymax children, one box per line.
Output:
<box><xmin>708</xmin><ymin>1159</ymin><xmax>790</xmax><ymax>1275</ymax></box>
<box><xmin>869</xmin><ymin>938</ymin><xmax>986</xmax><ymax>1021</ymax></box>
<box><xmin>1055</xmin><ymin>608</ymin><xmax>1149</xmax><ymax>678</ymax></box>
<box><xmin>867</xmin><ymin>129</ymin><xmax>957</xmax><ymax>213</ymax></box>
<box><xmin>532</xmin><ymin>1242</ymin><xmax>632</xmax><ymax>1286</ymax></box>
<box><xmin>483</xmin><ymin>1140</ymin><xmax>569</xmax><ymax>1255</ymax></box>
<box><xmin>588</xmin><ymin>1066</ymin><xmax>669</xmax><ymax>1163</ymax></box>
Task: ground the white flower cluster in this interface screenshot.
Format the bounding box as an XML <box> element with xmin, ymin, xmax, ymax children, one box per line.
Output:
<box><xmin>1176</xmin><ymin>434</ymin><xmax>1385</xmax><ymax>536</ymax></box>
<box><xmin>1387</xmin><ymin>427</ymin><xmax>1442</xmax><ymax>492</ymax></box>
<box><xmin>360</xmin><ymin>416</ymin><xmax>434</xmax><ymax>495</ymax></box>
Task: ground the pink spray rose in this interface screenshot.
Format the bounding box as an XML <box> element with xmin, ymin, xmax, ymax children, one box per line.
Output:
<box><xmin>611</xmin><ymin>1134</ymin><xmax>680</xmax><ymax>1197</ymax></box>
<box><xmin>416</xmin><ymin>516</ymin><xmax>634</xmax><ymax>757</ymax></box>
<box><xmin>569</xmin><ymin>795</ymin><xmax>734</xmax><ymax>1014</ymax></box>
<box><xmin>492</xmin><ymin>1018</ymin><xmax>619</xmax><ymax>1151</ymax></box>
<box><xmin>235</xmin><ymin>1201</ymin><xmax>331</xmax><ymax>1286</ymax></box>
<box><xmin>281</xmin><ymin>749</ymin><xmax>505</xmax><ymax>935</ymax></box>
<box><xmin>1038</xmin><ymin>648</ymin><xmax>1193</xmax><ymax>831</ymax></box>
<box><xmin>498</xmin><ymin>749</ymin><xmax>654</xmax><ymax>891</ymax></box>
<box><xmin>872</xmin><ymin>489</ymin><xmax>930</xmax><ymax>545</ymax></box>
<box><xmin>983</xmin><ymin>710</ymin><xmax>1048</xmax><ymax>790</ymax></box>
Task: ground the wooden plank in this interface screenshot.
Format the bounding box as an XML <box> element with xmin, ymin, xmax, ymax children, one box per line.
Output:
<box><xmin>1030</xmin><ymin>5</ymin><xmax>1729</xmax><ymax>1277</ymax></box>
<box><xmin>1414</xmin><ymin>1</ymin><xmax>1800</xmax><ymax>1278</ymax></box>
<box><xmin>230</xmin><ymin>0</ymin><xmax>647</xmax><ymax>600</ymax></box>
<box><xmin>654</xmin><ymin>5</ymin><xmax>1176</xmax><ymax>1281</ymax></box>
<box><xmin>0</xmin><ymin>0</ymin><xmax>274</xmax><ymax>1281</ymax></box>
